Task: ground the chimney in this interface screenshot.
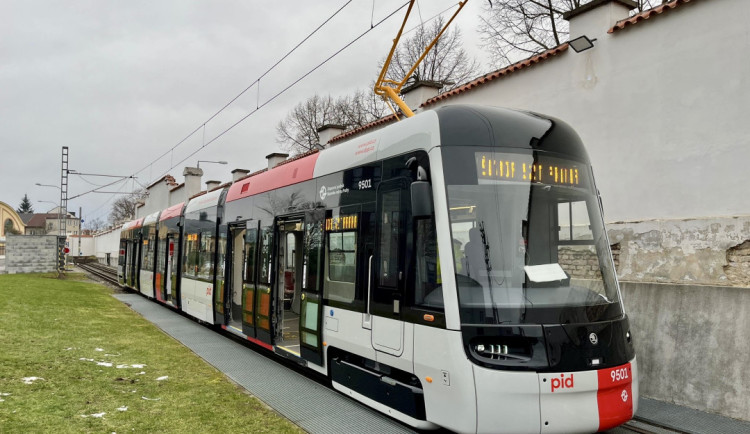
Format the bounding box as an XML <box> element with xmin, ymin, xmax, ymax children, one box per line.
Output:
<box><xmin>205</xmin><ymin>180</ymin><xmax>221</xmax><ymax>191</ymax></box>
<box><xmin>401</xmin><ymin>80</ymin><xmax>443</xmax><ymax>112</ymax></box>
<box><xmin>563</xmin><ymin>0</ymin><xmax>637</xmax><ymax>40</ymax></box>
<box><xmin>317</xmin><ymin>124</ymin><xmax>346</xmax><ymax>149</ymax></box>
<box><xmin>183</xmin><ymin>167</ymin><xmax>203</xmax><ymax>199</ymax></box>
<box><xmin>231</xmin><ymin>168</ymin><xmax>250</xmax><ymax>182</ymax></box>
<box><xmin>266</xmin><ymin>153</ymin><xmax>289</xmax><ymax>170</ymax></box>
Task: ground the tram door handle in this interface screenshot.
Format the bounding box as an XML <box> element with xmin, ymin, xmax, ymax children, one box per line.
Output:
<box><xmin>363</xmin><ymin>255</ymin><xmax>373</xmax><ymax>330</ymax></box>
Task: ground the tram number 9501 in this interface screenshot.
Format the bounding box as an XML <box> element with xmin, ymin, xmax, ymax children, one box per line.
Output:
<box><xmin>358</xmin><ymin>179</ymin><xmax>372</xmax><ymax>190</ymax></box>
<box><xmin>610</xmin><ymin>368</ymin><xmax>629</xmax><ymax>382</ymax></box>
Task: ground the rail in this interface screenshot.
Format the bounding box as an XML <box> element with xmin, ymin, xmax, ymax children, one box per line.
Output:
<box><xmin>78</xmin><ymin>262</ymin><xmax>120</xmax><ymax>286</ymax></box>
<box><xmin>619</xmin><ymin>416</ymin><xmax>687</xmax><ymax>433</ymax></box>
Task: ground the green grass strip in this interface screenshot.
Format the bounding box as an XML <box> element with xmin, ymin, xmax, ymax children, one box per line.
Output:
<box><xmin>0</xmin><ymin>273</ymin><xmax>302</xmax><ymax>433</ymax></box>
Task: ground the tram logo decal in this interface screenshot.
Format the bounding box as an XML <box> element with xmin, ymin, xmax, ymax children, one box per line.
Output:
<box><xmin>621</xmin><ymin>390</ymin><xmax>628</xmax><ymax>402</ymax></box>
<box><xmin>551</xmin><ymin>374</ymin><xmax>574</xmax><ymax>392</ymax></box>
<box><xmin>589</xmin><ymin>332</ymin><xmax>599</xmax><ymax>345</ymax></box>
<box><xmin>320</xmin><ymin>184</ymin><xmax>348</xmax><ymax>201</ymax></box>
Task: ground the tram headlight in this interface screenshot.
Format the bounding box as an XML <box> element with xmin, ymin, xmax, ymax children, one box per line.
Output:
<box><xmin>471</xmin><ymin>338</ymin><xmax>531</xmax><ymax>362</ymax></box>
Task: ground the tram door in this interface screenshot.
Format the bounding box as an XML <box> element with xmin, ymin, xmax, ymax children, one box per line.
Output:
<box><xmin>274</xmin><ymin>218</ymin><xmax>304</xmax><ymax>355</ymax></box>
<box><xmin>165</xmin><ymin>235</ymin><xmax>177</xmax><ymax>306</ymax></box>
<box><xmin>127</xmin><ymin>240</ymin><xmax>136</xmax><ymax>287</ymax></box>
<box><xmin>226</xmin><ymin>224</ymin><xmax>246</xmax><ymax>332</ymax></box>
<box><xmin>118</xmin><ymin>240</ymin><xmax>128</xmax><ymax>285</ymax></box>
<box><xmin>371</xmin><ymin>179</ymin><xmax>409</xmax><ymax>356</ymax></box>
<box><xmin>273</xmin><ymin>212</ymin><xmax>325</xmax><ymax>364</ymax></box>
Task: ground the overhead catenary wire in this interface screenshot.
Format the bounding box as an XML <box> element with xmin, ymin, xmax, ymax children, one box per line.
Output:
<box><xmin>148</xmin><ymin>1</ymin><xmax>413</xmax><ymax>184</ymax></box>
<box><xmin>130</xmin><ymin>0</ymin><xmax>356</xmax><ymax>181</ymax></box>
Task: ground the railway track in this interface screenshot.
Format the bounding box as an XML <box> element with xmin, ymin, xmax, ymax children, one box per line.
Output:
<box><xmin>613</xmin><ymin>417</ymin><xmax>686</xmax><ymax>434</ymax></box>
<box><xmin>78</xmin><ymin>262</ymin><xmax>120</xmax><ymax>286</ymax></box>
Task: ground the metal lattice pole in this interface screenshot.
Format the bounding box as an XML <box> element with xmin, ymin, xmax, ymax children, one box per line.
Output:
<box><xmin>59</xmin><ymin>146</ymin><xmax>69</xmax><ymax>272</ymax></box>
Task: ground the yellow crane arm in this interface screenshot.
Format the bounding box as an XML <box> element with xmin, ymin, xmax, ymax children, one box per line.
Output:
<box><xmin>374</xmin><ymin>0</ymin><xmax>468</xmax><ymax>119</ymax></box>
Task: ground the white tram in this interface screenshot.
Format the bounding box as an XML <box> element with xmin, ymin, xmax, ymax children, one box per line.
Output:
<box><xmin>119</xmin><ymin>105</ymin><xmax>637</xmax><ymax>433</ymax></box>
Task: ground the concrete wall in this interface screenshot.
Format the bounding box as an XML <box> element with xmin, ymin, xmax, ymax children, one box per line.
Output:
<box><xmin>92</xmin><ymin>228</ymin><xmax>121</xmax><ymax>266</ymax></box>
<box><xmin>67</xmin><ymin>235</ymin><xmax>95</xmax><ymax>257</ymax></box>
<box><xmin>623</xmin><ymin>281</ymin><xmax>750</xmax><ymax>421</ymax></box>
<box><xmin>5</xmin><ymin>234</ymin><xmax>59</xmax><ymax>274</ymax></box>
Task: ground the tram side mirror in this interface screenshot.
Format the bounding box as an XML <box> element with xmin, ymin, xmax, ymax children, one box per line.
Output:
<box><xmin>411</xmin><ymin>181</ymin><xmax>434</xmax><ymax>218</ymax></box>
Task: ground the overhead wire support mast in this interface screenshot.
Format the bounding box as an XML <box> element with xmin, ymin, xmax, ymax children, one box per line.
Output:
<box><xmin>374</xmin><ymin>0</ymin><xmax>468</xmax><ymax>119</ymax></box>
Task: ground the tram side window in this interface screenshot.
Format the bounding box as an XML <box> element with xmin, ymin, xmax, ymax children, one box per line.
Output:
<box><xmin>217</xmin><ymin>230</ymin><xmax>226</xmax><ymax>279</ymax></box>
<box><xmin>244</xmin><ymin>228</ymin><xmax>258</xmax><ymax>284</ymax></box>
<box><xmin>184</xmin><ymin>232</ymin><xmax>214</xmax><ymax>280</ymax></box>
<box><xmin>156</xmin><ymin>237</ymin><xmax>166</xmax><ymax>275</ymax></box>
<box><xmin>304</xmin><ymin>215</ymin><xmax>324</xmax><ymax>294</ymax></box>
<box><xmin>198</xmin><ymin>231</ymin><xmax>215</xmax><ymax>280</ymax></box>
<box><xmin>412</xmin><ymin>217</ymin><xmax>442</xmax><ymax>310</ymax></box>
<box><xmin>118</xmin><ymin>241</ymin><xmax>127</xmax><ymax>267</ymax></box>
<box><xmin>379</xmin><ymin>190</ymin><xmax>401</xmax><ymax>288</ymax></box>
<box><xmin>324</xmin><ymin>230</ymin><xmax>356</xmax><ymax>303</ymax></box>
<box><xmin>258</xmin><ymin>226</ymin><xmax>273</xmax><ymax>285</ymax></box>
<box><xmin>142</xmin><ymin>232</ymin><xmax>156</xmax><ymax>272</ymax></box>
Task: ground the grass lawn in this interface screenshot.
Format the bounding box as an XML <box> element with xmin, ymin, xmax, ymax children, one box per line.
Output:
<box><xmin>0</xmin><ymin>273</ymin><xmax>302</xmax><ymax>433</ymax></box>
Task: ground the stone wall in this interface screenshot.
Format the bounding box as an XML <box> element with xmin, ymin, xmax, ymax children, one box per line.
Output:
<box><xmin>622</xmin><ymin>282</ymin><xmax>750</xmax><ymax>421</ymax></box>
<box><xmin>608</xmin><ymin>216</ymin><xmax>750</xmax><ymax>287</ymax></box>
<box><xmin>725</xmin><ymin>240</ymin><xmax>750</xmax><ymax>287</ymax></box>
<box><xmin>5</xmin><ymin>235</ymin><xmax>59</xmax><ymax>274</ymax></box>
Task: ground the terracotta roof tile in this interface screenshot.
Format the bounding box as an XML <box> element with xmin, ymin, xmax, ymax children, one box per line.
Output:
<box><xmin>609</xmin><ymin>0</ymin><xmax>696</xmax><ymax>33</ymax></box>
<box><xmin>328</xmin><ymin>113</ymin><xmax>399</xmax><ymax>144</ymax></box>
<box><xmin>275</xmin><ymin>148</ymin><xmax>319</xmax><ymax>167</ymax></box>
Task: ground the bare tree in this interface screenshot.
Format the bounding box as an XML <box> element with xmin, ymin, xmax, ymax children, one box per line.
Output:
<box><xmin>108</xmin><ymin>191</ymin><xmax>145</xmax><ymax>225</ymax></box>
<box><xmin>277</xmin><ymin>18</ymin><xmax>477</xmax><ymax>154</ymax></box>
<box><xmin>276</xmin><ymin>94</ymin><xmax>340</xmax><ymax>155</ymax></box>
<box><xmin>381</xmin><ymin>16</ymin><xmax>479</xmax><ymax>90</ymax></box>
<box><xmin>276</xmin><ymin>91</ymin><xmax>387</xmax><ymax>155</ymax></box>
<box><xmin>335</xmin><ymin>89</ymin><xmax>388</xmax><ymax>131</ymax></box>
<box><xmin>479</xmin><ymin>0</ymin><xmax>659</xmax><ymax>68</ymax></box>
<box><xmin>84</xmin><ymin>217</ymin><xmax>106</xmax><ymax>233</ymax></box>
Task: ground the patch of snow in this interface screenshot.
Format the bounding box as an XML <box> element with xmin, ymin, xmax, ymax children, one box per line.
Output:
<box><xmin>80</xmin><ymin>358</ymin><xmax>95</xmax><ymax>362</ymax></box>
<box><xmin>97</xmin><ymin>362</ymin><xmax>113</xmax><ymax>367</ymax></box>
<box><xmin>116</xmin><ymin>406</ymin><xmax>128</xmax><ymax>412</ymax></box>
<box><xmin>22</xmin><ymin>377</ymin><xmax>44</xmax><ymax>384</ymax></box>
<box><xmin>141</xmin><ymin>396</ymin><xmax>160</xmax><ymax>401</ymax></box>
<box><xmin>95</xmin><ymin>348</ymin><xmax>104</xmax><ymax>352</ymax></box>
<box><xmin>115</xmin><ymin>364</ymin><xmax>146</xmax><ymax>369</ymax></box>
<box><xmin>155</xmin><ymin>376</ymin><xmax>168</xmax><ymax>381</ymax></box>
<box><xmin>0</xmin><ymin>393</ymin><xmax>10</xmax><ymax>396</ymax></box>
<box><xmin>64</xmin><ymin>347</ymin><xmax>74</xmax><ymax>351</ymax></box>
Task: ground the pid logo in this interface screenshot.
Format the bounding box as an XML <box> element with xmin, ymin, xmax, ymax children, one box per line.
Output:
<box><xmin>550</xmin><ymin>373</ymin><xmax>575</xmax><ymax>392</ymax></box>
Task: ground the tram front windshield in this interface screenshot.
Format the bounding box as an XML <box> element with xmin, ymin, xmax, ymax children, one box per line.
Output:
<box><xmin>442</xmin><ymin>149</ymin><xmax>622</xmax><ymax>325</ymax></box>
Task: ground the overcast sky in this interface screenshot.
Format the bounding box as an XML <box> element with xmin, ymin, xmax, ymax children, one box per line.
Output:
<box><xmin>1</xmin><ymin>0</ymin><xmax>491</xmax><ymax>225</ymax></box>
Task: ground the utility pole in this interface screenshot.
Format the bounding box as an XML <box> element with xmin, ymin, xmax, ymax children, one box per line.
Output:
<box><xmin>59</xmin><ymin>146</ymin><xmax>69</xmax><ymax>274</ymax></box>
<box><xmin>78</xmin><ymin>206</ymin><xmax>82</xmax><ymax>257</ymax></box>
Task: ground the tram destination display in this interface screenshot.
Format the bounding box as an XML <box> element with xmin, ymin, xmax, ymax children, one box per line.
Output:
<box><xmin>475</xmin><ymin>152</ymin><xmax>585</xmax><ymax>187</ymax></box>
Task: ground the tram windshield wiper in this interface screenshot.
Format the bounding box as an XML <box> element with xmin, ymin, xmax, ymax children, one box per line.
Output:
<box><xmin>478</xmin><ymin>221</ymin><xmax>500</xmax><ymax>323</ymax></box>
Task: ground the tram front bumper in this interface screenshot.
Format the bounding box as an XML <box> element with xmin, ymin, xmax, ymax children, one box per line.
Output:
<box><xmin>473</xmin><ymin>358</ymin><xmax>638</xmax><ymax>434</ymax></box>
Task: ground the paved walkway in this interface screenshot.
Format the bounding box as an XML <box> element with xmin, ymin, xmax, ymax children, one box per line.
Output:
<box><xmin>113</xmin><ymin>293</ymin><xmax>750</xmax><ymax>434</ymax></box>
<box><xmin>636</xmin><ymin>397</ymin><xmax>750</xmax><ymax>434</ymax></box>
<box><xmin>112</xmin><ymin>293</ymin><xmax>415</xmax><ymax>434</ymax></box>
